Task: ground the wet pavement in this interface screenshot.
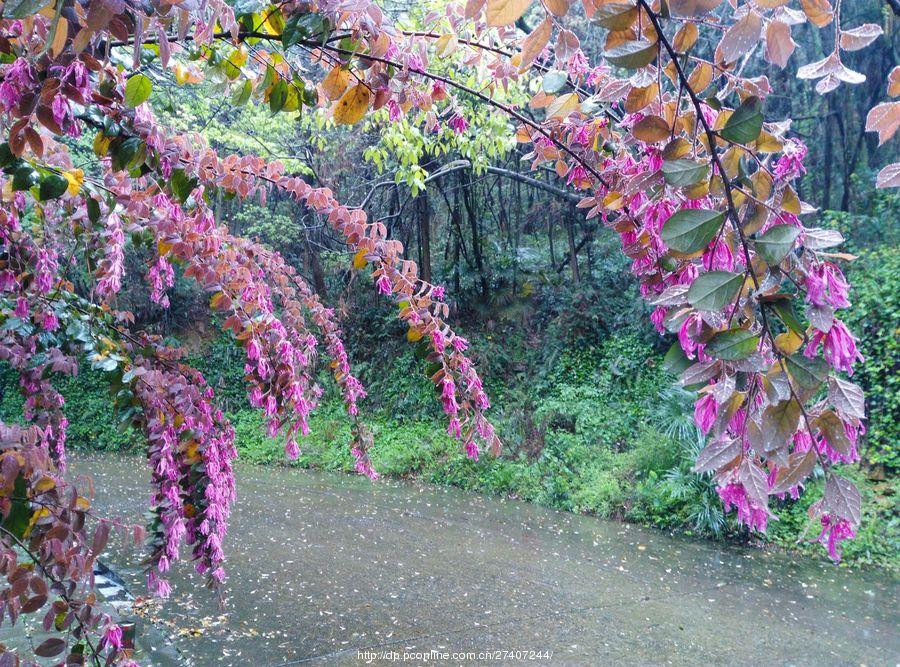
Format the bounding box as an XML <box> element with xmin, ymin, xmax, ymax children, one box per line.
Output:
<box><xmin>70</xmin><ymin>454</ymin><xmax>898</xmax><ymax>666</ymax></box>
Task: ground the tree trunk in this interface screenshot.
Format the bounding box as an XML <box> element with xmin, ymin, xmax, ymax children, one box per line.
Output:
<box><xmin>566</xmin><ymin>206</ymin><xmax>580</xmax><ymax>281</ymax></box>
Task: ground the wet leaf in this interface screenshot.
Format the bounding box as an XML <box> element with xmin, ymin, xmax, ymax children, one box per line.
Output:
<box><xmin>828</xmin><ymin>376</ymin><xmax>865</xmax><ymax>420</ymax></box>
<box><xmin>824</xmin><ymin>474</ymin><xmax>860</xmax><ymax>525</ymax></box>
<box><xmin>784</xmin><ymin>354</ymin><xmax>829</xmax><ymax>390</ymax></box>
<box><xmin>755</xmin><ymin>224</ymin><xmax>800</xmax><ymax>265</ymax></box>
<box><xmin>687</xmin><ymin>271</ymin><xmax>744</xmax><ymax>311</ymax></box>
<box><xmin>661</xmin><ymin>208</ymin><xmax>724</xmax><ymax>253</ymax></box>
<box><xmin>35</xmin><ymin>638</ymin><xmax>66</xmax><ymax>658</ymax></box>
<box><xmin>771</xmin><ymin>449</ymin><xmax>816</xmax><ymax>494</ymax></box>
<box><xmin>693</xmin><ymin>438</ymin><xmax>740</xmax><ymax>473</ymax></box>
<box><xmin>604</xmin><ymin>40</ymin><xmax>659</xmax><ymax>69</ymax></box>
<box><xmin>761</xmin><ymin>399</ymin><xmax>801</xmax><ymax>452</ymax></box>
<box><xmin>661</xmin><ymin>159</ymin><xmax>709</xmax><ymax>186</ymax></box>
<box><xmin>333</xmin><ymin>84</ymin><xmax>371</xmax><ymax>125</ymax></box>
<box><xmin>720</xmin><ymin>96</ymin><xmax>763</xmax><ymax>144</ymax></box>
<box><xmin>707</xmin><ymin>328</ymin><xmax>759</xmax><ymax>360</ymax></box>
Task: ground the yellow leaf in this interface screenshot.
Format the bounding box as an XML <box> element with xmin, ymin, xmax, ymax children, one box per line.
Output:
<box><xmin>434</xmin><ymin>33</ymin><xmax>459</xmax><ymax>58</ymax></box>
<box><xmin>49</xmin><ymin>17</ymin><xmax>68</xmax><ymax>58</ymax></box>
<box><xmin>34</xmin><ymin>476</ymin><xmax>56</xmax><ymax>493</ymax></box>
<box><xmin>352</xmin><ymin>249</ymin><xmax>368</xmax><ymax>269</ymax></box>
<box><xmin>775</xmin><ymin>330</ymin><xmax>803</xmax><ymax>355</ymax></box>
<box><xmin>157</xmin><ymin>240</ymin><xmax>173</xmax><ymax>257</ymax></box>
<box><xmin>93</xmin><ymin>133</ymin><xmax>110</xmax><ymax>157</ymax></box>
<box><xmin>333</xmin><ymin>84</ymin><xmax>371</xmax><ymax>125</ymax></box>
<box><xmin>519</xmin><ymin>18</ymin><xmax>551</xmax><ymax>71</ymax></box>
<box><xmin>603</xmin><ymin>191</ymin><xmax>625</xmax><ymax>210</ymax></box>
<box><xmin>673</xmin><ymin>22</ymin><xmax>698</xmax><ymax>52</ymax></box>
<box><xmin>544</xmin><ymin>0</ymin><xmax>569</xmax><ymax>16</ymax></box>
<box><xmin>63</xmin><ymin>169</ymin><xmax>83</xmax><ymax>196</ymax></box>
<box><xmin>486</xmin><ymin>0</ymin><xmax>532</xmax><ymax>27</ymax></box>
<box><xmin>321</xmin><ymin>67</ymin><xmax>350</xmax><ymax>101</ymax></box>
<box><xmin>407</xmin><ymin>328</ymin><xmax>423</xmax><ymax>342</ymax></box>
<box><xmin>632</xmin><ymin>115</ymin><xmax>670</xmax><ymax>143</ymax></box>
<box><xmin>546</xmin><ymin>92</ymin><xmax>580</xmax><ymax>119</ymax></box>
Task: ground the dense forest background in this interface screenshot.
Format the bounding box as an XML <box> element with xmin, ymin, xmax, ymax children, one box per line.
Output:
<box><xmin>2</xmin><ymin>1</ymin><xmax>897</xmax><ymax>566</ymax></box>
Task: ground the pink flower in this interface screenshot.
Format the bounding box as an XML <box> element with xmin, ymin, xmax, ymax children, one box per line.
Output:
<box><xmin>102</xmin><ymin>624</ymin><xmax>123</xmax><ymax>651</ymax></box>
<box><xmin>0</xmin><ymin>58</ymin><xmax>34</xmax><ymax>111</ymax></box>
<box><xmin>465</xmin><ymin>440</ymin><xmax>480</xmax><ymax>461</ymax></box>
<box><xmin>650</xmin><ymin>306</ymin><xmax>667</xmax><ymax>334</ymax></box>
<box><xmin>285</xmin><ymin>439</ymin><xmax>300</xmax><ymax>460</ymax></box>
<box><xmin>375</xmin><ymin>274</ymin><xmax>392</xmax><ymax>296</ymax></box>
<box><xmin>448</xmin><ymin>113</ymin><xmax>468</xmax><ymax>135</ymax></box>
<box><xmin>815</xmin><ymin>513</ymin><xmax>855</xmax><ymax>562</ymax></box>
<box><xmin>566</xmin><ymin>165</ymin><xmax>591</xmax><ymax>189</ymax></box>
<box><xmin>804</xmin><ymin>320</ymin><xmax>863</xmax><ymax>375</ymax></box>
<box><xmin>571</xmin><ymin>124</ymin><xmax>591</xmax><ymax>146</ymax></box>
<box><xmin>567</xmin><ymin>50</ymin><xmax>589</xmax><ymax>78</ymax></box>
<box><xmin>702</xmin><ymin>238</ymin><xmax>736</xmax><ymax>272</ymax></box>
<box><xmin>717</xmin><ymin>481</ymin><xmax>769</xmax><ymax>532</ymax></box>
<box><xmin>694</xmin><ymin>393</ymin><xmax>718</xmax><ymax>434</ymax></box>
<box><xmin>387</xmin><ymin>99</ymin><xmax>402</xmax><ymax>122</ymax></box>
<box><xmin>773</xmin><ymin>139</ymin><xmax>808</xmax><ymax>181</ymax></box>
<box><xmin>805</xmin><ymin>263</ymin><xmax>850</xmax><ymax>309</ymax></box>
<box><xmin>14</xmin><ymin>297</ymin><xmax>27</xmax><ymax>318</ymax></box>
<box><xmin>41</xmin><ymin>311</ymin><xmax>59</xmax><ymax>331</ymax></box>
<box><xmin>678</xmin><ymin>312</ymin><xmax>703</xmax><ymax>359</ymax></box>
<box><xmin>432</xmin><ymin>329</ymin><xmax>446</xmax><ymax>354</ymax></box>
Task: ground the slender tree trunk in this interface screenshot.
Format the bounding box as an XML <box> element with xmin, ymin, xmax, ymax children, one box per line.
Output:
<box><xmin>462</xmin><ymin>174</ymin><xmax>489</xmax><ymax>301</ymax></box>
<box><xmin>566</xmin><ymin>205</ymin><xmax>580</xmax><ymax>281</ymax></box>
<box><xmin>822</xmin><ymin>106</ymin><xmax>834</xmax><ymax>211</ymax></box>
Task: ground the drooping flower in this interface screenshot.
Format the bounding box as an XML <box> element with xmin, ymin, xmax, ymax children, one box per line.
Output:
<box><xmin>805</xmin><ymin>262</ymin><xmax>850</xmax><ymax>309</ymax></box>
<box><xmin>375</xmin><ymin>274</ymin><xmax>392</xmax><ymax>296</ymax></box>
<box><xmin>448</xmin><ymin>113</ymin><xmax>468</xmax><ymax>135</ymax></box>
<box><xmin>694</xmin><ymin>393</ymin><xmax>718</xmax><ymax>434</ymax></box>
<box><xmin>773</xmin><ymin>139</ymin><xmax>808</xmax><ymax>181</ymax></box>
<box><xmin>101</xmin><ymin>623</ymin><xmax>123</xmax><ymax>651</ymax></box>
<box><xmin>815</xmin><ymin>513</ymin><xmax>856</xmax><ymax>562</ymax></box>
<box><xmin>804</xmin><ymin>320</ymin><xmax>863</xmax><ymax>375</ymax></box>
<box><xmin>717</xmin><ymin>481</ymin><xmax>769</xmax><ymax>532</ymax></box>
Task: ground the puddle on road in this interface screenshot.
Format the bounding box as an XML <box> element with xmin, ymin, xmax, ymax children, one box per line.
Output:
<box><xmin>71</xmin><ymin>454</ymin><xmax>899</xmax><ymax>666</ymax></box>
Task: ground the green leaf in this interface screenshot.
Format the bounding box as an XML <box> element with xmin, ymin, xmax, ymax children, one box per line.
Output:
<box><xmin>0</xmin><ymin>142</ymin><xmax>16</xmax><ymax>168</ymax></box>
<box><xmin>269</xmin><ymin>79</ymin><xmax>288</xmax><ymax>113</ymax></box>
<box><xmin>11</xmin><ymin>165</ymin><xmax>38</xmax><ymax>191</ymax></box>
<box><xmin>38</xmin><ymin>173</ymin><xmax>69</xmax><ymax>201</ymax></box>
<box><xmin>784</xmin><ymin>354</ymin><xmax>829</xmax><ymax>391</ymax></box>
<box><xmin>603</xmin><ymin>40</ymin><xmax>659</xmax><ymax>69</ymax></box>
<box><xmin>541</xmin><ymin>70</ymin><xmax>568</xmax><ymax>94</ymax></box>
<box><xmin>662</xmin><ymin>342</ymin><xmax>692</xmax><ymax>375</ymax></box>
<box><xmin>231</xmin><ymin>79</ymin><xmax>253</xmax><ymax>106</ymax></box>
<box><xmin>661</xmin><ymin>208</ymin><xmax>724</xmax><ymax>253</ymax></box>
<box><xmin>707</xmin><ymin>328</ymin><xmax>759</xmax><ymax>360</ymax></box>
<box><xmin>2</xmin><ymin>0</ymin><xmax>48</xmax><ymax>19</ymax></box>
<box><xmin>87</xmin><ymin>198</ymin><xmax>102</xmax><ymax>223</ymax></box>
<box><xmin>772</xmin><ymin>300</ymin><xmax>805</xmax><ymax>335</ymax></box>
<box><xmin>282</xmin><ymin>12</ymin><xmax>327</xmax><ymax>48</ymax></box>
<box><xmin>720</xmin><ymin>96</ymin><xmax>763</xmax><ymax>144</ymax></box>
<box><xmin>661</xmin><ymin>159</ymin><xmax>709</xmax><ymax>187</ymax></box>
<box><xmin>170</xmin><ymin>169</ymin><xmax>198</xmax><ymax>203</ymax></box>
<box><xmin>110</xmin><ymin>137</ymin><xmax>144</xmax><ymax>172</ymax></box>
<box><xmin>124</xmin><ymin>73</ymin><xmax>153</xmax><ymax>108</ymax></box>
<box><xmin>755</xmin><ymin>224</ymin><xmax>801</xmax><ymax>265</ymax></box>
<box><xmin>1</xmin><ymin>476</ymin><xmax>31</xmax><ymax>539</ymax></box>
<box><xmin>687</xmin><ymin>271</ymin><xmax>744</xmax><ymax>311</ymax></box>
